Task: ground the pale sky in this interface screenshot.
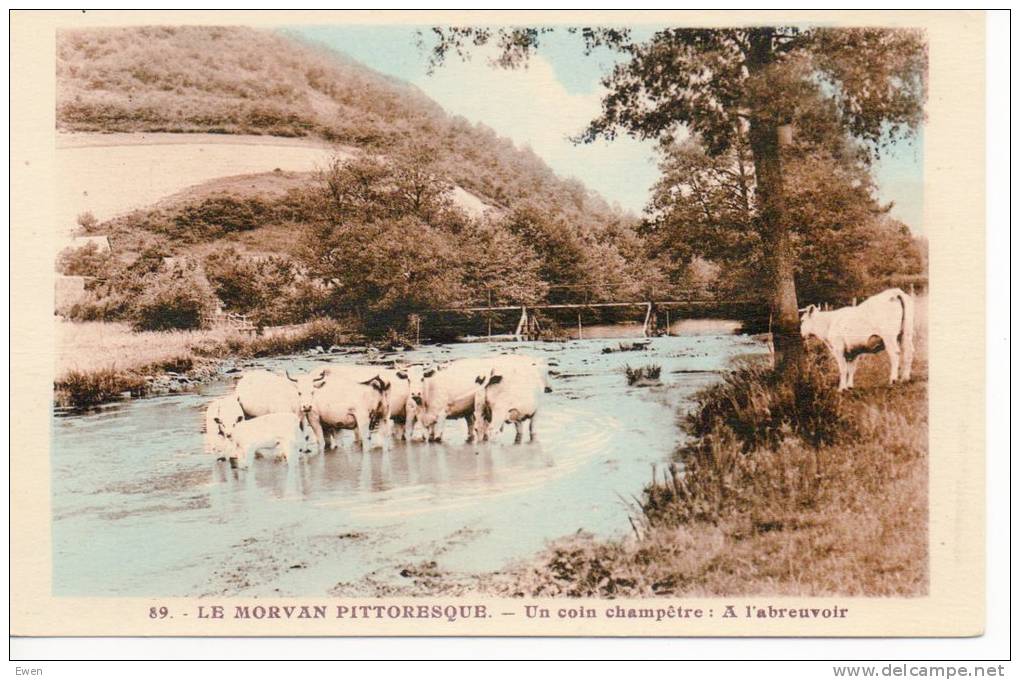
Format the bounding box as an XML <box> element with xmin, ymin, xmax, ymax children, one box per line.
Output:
<box><xmin>291</xmin><ymin>25</ymin><xmax>924</xmax><ymax>231</ymax></box>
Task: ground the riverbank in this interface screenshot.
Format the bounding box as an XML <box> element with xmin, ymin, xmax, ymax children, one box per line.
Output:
<box><xmin>54</xmin><ymin>318</ymin><xmax>358</xmax><ymax>408</ymax></box>
<box><xmin>488</xmin><ymin>316</ymin><xmax>929</xmax><ymax>597</ymax></box>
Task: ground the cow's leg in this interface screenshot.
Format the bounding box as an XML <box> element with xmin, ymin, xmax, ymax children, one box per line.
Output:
<box><xmin>833</xmin><ymin>351</ymin><xmax>849</xmax><ymax>391</ymax></box>
<box><xmin>306</xmin><ymin>412</ymin><xmax>325</xmax><ymax>455</ymax></box>
<box><xmin>354</xmin><ymin>408</ymin><xmax>371</xmax><ymax>450</ymax></box>
<box><xmin>900</xmin><ymin>335</ymin><xmax>915</xmax><ymax>382</ymax></box>
<box><xmin>405</xmin><ymin>399</ymin><xmax>420</xmax><ymax>441</ymax></box>
<box><xmin>477</xmin><ymin>414</ymin><xmax>490</xmax><ymax>442</ymax></box>
<box><xmin>465</xmin><ymin>412</ymin><xmax>476</xmax><ymax>443</ymax></box>
<box><xmin>240</xmin><ymin>443</ymin><xmax>256</xmax><ymax>470</ymax></box>
<box><xmin>379</xmin><ymin>415</ymin><xmax>392</xmax><ymax>452</ymax></box>
<box><xmin>528</xmin><ymin>414</ymin><xmax>537</xmax><ymax>442</ymax></box>
<box><xmin>431</xmin><ymin>413</ymin><xmax>447</xmax><ymax>443</ymax></box>
<box><xmin>825</xmin><ymin>340</ymin><xmax>848</xmax><ymax>391</ymax></box>
<box><xmin>846</xmin><ymin>357</ymin><xmax>860</xmax><ymax>389</ymax></box>
<box><xmin>488</xmin><ymin>407</ymin><xmax>509</xmax><ymax>442</ymax></box>
<box><xmin>228</xmin><ymin>443</ymin><xmax>243</xmax><ymax>469</ymax></box>
<box><xmin>883</xmin><ymin>336</ymin><xmax>901</xmax><ymax>385</ymax></box>
<box><xmin>513</xmin><ymin>420</ymin><xmax>524</xmax><ymax>445</ymax></box>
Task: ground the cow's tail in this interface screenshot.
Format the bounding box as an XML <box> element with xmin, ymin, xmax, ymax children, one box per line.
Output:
<box><xmin>891</xmin><ymin>288</ymin><xmax>916</xmax><ymax>381</ymax></box>
<box><xmin>891</xmin><ymin>288</ymin><xmax>915</xmax><ymax>347</ymax></box>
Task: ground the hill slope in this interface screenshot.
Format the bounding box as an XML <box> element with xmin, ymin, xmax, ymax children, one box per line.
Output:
<box><xmin>57</xmin><ymin>26</ymin><xmax>626</xmax><ymax>228</ymax></box>
<box><xmin>56</xmin><ymin>26</ymin><xmax>665</xmax><ymax>333</ymax></box>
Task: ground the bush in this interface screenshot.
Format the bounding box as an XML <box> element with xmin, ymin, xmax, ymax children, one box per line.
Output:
<box><xmin>684</xmin><ymin>348</ymin><xmax>853</xmax><ymax>453</ymax></box>
<box><xmin>57</xmin><ymin>241</ymin><xmax>110</xmax><ymax>277</ymax></box>
<box><xmin>203</xmin><ymin>248</ymin><xmax>321</xmax><ymax>327</ymax></box>
<box><xmin>76</xmin><ymin>211</ymin><xmax>99</xmax><ymax>232</ymax></box>
<box><xmin>625</xmin><ymin>364</ymin><xmax>662</xmax><ymax>386</ymax></box>
<box><xmin>63</xmin><ymin>246</ymin><xmax>168</xmax><ymax>323</ymax></box>
<box><xmin>66</xmin><ymin>291</ymin><xmax>129</xmax><ymax>322</ymax></box>
<box><xmin>55</xmin><ymin>368</ymin><xmax>146</xmax><ymax>408</ymax></box>
<box><xmin>132</xmin><ymin>263</ymin><xmax>218</xmax><ymax>331</ymax></box>
<box><xmin>297</xmin><ymin>317</ymin><xmax>351</xmax><ymax>349</ymax></box>
<box><xmin>209</xmin><ymin>317</ymin><xmax>354</xmax><ymax>358</ymax></box>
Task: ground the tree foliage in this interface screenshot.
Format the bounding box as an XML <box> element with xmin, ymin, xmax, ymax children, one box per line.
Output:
<box><xmin>421</xmin><ymin>25</ymin><xmax>927</xmax><ymax>365</ymax></box>
<box><xmin>131</xmin><ymin>260</ymin><xmax>218</xmax><ymax>332</ymax></box>
<box><xmin>645</xmin><ymin>115</ymin><xmax>926</xmax><ymax>305</ymax></box>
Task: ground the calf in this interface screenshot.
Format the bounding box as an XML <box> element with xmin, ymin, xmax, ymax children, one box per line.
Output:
<box><xmin>800</xmin><ymin>288</ymin><xmax>916</xmax><ymax>391</ymax></box>
<box><xmin>228</xmin><ymin>412</ymin><xmax>311</xmax><ymax>469</ymax></box>
<box><xmin>204</xmin><ymin>395</ymin><xmax>245</xmax><ymax>457</ymax></box>
<box><xmin>234</xmin><ymin>369</ymin><xmax>327</xmax><ymax>451</ymax></box>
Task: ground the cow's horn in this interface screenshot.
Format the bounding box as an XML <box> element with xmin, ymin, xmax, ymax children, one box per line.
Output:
<box><xmin>285</xmin><ymin>369</ymin><xmax>298</xmax><ymax>382</ymax></box>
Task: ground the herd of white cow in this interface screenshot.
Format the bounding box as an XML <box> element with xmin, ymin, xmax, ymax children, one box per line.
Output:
<box><xmin>203</xmin><ymin>353</ymin><xmax>552</xmax><ymax>469</ymax></box>
<box><xmin>201</xmin><ymin>286</ymin><xmax>917</xmax><ymax>469</ymax></box>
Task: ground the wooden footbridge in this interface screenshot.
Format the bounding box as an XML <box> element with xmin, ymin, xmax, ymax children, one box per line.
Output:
<box><xmin>426</xmin><ymin>296</ymin><xmax>758</xmax><ymax>342</ymax></box>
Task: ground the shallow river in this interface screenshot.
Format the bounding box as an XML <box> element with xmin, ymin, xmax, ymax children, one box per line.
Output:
<box><xmin>52</xmin><ymin>327</ymin><xmax>764</xmax><ymax>596</ymax></box>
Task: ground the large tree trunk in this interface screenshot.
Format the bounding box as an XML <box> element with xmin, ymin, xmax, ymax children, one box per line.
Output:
<box><xmin>746</xmin><ymin>30</ymin><xmax>804</xmax><ymax>373</ymax></box>
<box><xmin>749</xmin><ymin>119</ymin><xmax>803</xmax><ymax>372</ymax></box>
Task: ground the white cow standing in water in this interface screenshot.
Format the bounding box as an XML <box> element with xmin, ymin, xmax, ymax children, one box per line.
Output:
<box><xmin>472</xmin><ymin>365</ymin><xmax>545</xmax><ymax>444</ymax></box>
<box><xmin>800</xmin><ymin>288</ymin><xmax>916</xmax><ymax>391</ymax></box>
<box><xmin>321</xmin><ymin>364</ymin><xmax>423</xmax><ymax>441</ymax></box>
<box><xmin>229</xmin><ymin>411</ymin><xmax>312</xmax><ymax>469</ymax></box>
<box><xmin>234</xmin><ymin>368</ymin><xmax>326</xmax><ymax>452</ymax></box>
<box><xmin>203</xmin><ymin>395</ymin><xmax>245</xmax><ymax>457</ymax></box>
<box><xmin>311</xmin><ymin>374</ymin><xmax>392</xmax><ymax>451</ymax></box>
<box><xmin>417</xmin><ymin>355</ymin><xmax>550</xmax><ymax>443</ymax></box>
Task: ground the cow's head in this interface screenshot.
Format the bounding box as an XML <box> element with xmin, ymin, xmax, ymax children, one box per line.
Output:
<box><xmin>395</xmin><ymin>364</ymin><xmax>426</xmax><ymax>406</ymax></box>
<box><xmin>213</xmin><ymin>397</ymin><xmax>245</xmax><ymax>440</ymax></box>
<box><xmin>360</xmin><ymin>375</ymin><xmax>391</xmax><ymax>394</ymax></box>
<box><xmin>296</xmin><ymin>412</ymin><xmax>316</xmax><ymax>454</ymax></box>
<box><xmin>286</xmin><ymin>368</ymin><xmax>327</xmax><ymax>414</ymax></box>
<box><xmin>420</xmin><ymin>363</ymin><xmax>441</xmax><ymax>387</ymax></box>
<box><xmin>799</xmin><ymin>304</ymin><xmax>820</xmax><ymax>339</ymax></box>
<box><xmin>474</xmin><ymin>371</ymin><xmax>503</xmax><ymax>388</ymax></box>
<box><xmin>472</xmin><ymin>370</ymin><xmax>504</xmax><ymax>441</ymax></box>
<box><xmin>213</xmin><ymin>413</ymin><xmax>244</xmax><ymax>440</ymax></box>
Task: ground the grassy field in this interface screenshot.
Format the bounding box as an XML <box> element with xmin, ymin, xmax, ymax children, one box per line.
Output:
<box><xmin>54</xmin><ymin>318</ymin><xmax>355</xmax><ymax>408</ymax></box>
<box><xmin>491</xmin><ymin>300</ymin><xmax>929</xmax><ymax>597</ymax></box>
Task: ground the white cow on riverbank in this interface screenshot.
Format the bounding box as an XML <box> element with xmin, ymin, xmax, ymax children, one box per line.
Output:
<box><xmin>800</xmin><ymin>288</ymin><xmax>916</xmax><ymax>391</ymax></box>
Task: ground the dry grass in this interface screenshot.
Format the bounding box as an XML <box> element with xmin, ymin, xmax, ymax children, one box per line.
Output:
<box><xmin>54</xmin><ymin>318</ymin><xmax>355</xmax><ymax>407</ymax></box>
<box><xmin>497</xmin><ymin>301</ymin><xmax>929</xmax><ymax>598</ymax></box>
<box><xmin>56</xmin><ymin>320</ymin><xmax>233</xmax><ymax>375</ymax></box>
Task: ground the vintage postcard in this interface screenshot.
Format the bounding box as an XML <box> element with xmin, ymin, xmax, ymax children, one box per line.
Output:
<box><xmin>11</xmin><ymin>10</ymin><xmax>986</xmax><ymax>638</ymax></box>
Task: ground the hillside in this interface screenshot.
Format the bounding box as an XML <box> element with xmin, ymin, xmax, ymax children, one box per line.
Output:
<box><xmin>57</xmin><ymin>26</ymin><xmax>627</xmax><ymax>229</ymax></box>
<box><xmin>56</xmin><ymin>26</ymin><xmax>662</xmax><ymax>335</ymax></box>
